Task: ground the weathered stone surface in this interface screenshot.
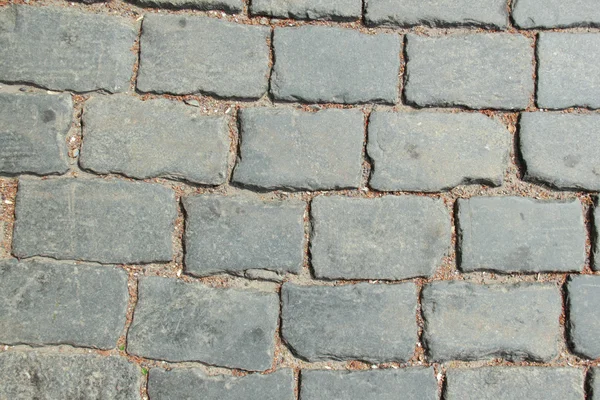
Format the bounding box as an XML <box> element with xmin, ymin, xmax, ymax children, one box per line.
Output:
<box><xmin>537</xmin><ymin>33</ymin><xmax>600</xmax><ymax>109</ymax></box>
<box><xmin>271</xmin><ymin>26</ymin><xmax>400</xmax><ymax>104</ymax></box>
<box><xmin>446</xmin><ymin>367</ymin><xmax>585</xmax><ymax>400</ymax></box>
<box><xmin>457</xmin><ymin>197</ymin><xmax>585</xmax><ymax>273</ymax></box>
<box><xmin>0</xmin><ymin>93</ymin><xmax>71</xmax><ymax>176</ymax></box>
<box><xmin>281</xmin><ymin>283</ymin><xmax>417</xmax><ymax>363</ymax></box>
<box><xmin>251</xmin><ymin>0</ymin><xmax>361</xmax><ymax>20</ymax></box>
<box><xmin>368</xmin><ymin>111</ymin><xmax>510</xmax><ymax>191</ymax></box>
<box><xmin>591</xmin><ymin>368</ymin><xmax>600</xmax><ymax>400</ymax></box>
<box><xmin>311</xmin><ymin>196</ymin><xmax>450</xmax><ymax>280</ymax></box>
<box><xmin>365</xmin><ymin>0</ymin><xmax>508</xmax><ymax>28</ymax></box>
<box><xmin>148</xmin><ymin>368</ymin><xmax>294</xmax><ymax>400</ymax></box>
<box><xmin>0</xmin><ymin>6</ymin><xmax>136</xmax><ymax>93</ymax></box>
<box><xmin>512</xmin><ymin>0</ymin><xmax>600</xmax><ymax>28</ymax></box>
<box><xmin>127</xmin><ymin>277</ymin><xmax>279</xmax><ymax>371</ymax></box>
<box><xmin>232</xmin><ymin>108</ymin><xmax>364</xmax><ymax>191</ymax></box>
<box><xmin>422</xmin><ymin>281</ymin><xmax>562</xmax><ymax>362</ymax></box>
<box><xmin>182</xmin><ymin>195</ymin><xmax>305</xmax><ymax>277</ymax></box>
<box><xmin>80</xmin><ymin>95</ymin><xmax>229</xmax><ymax>185</ymax></box>
<box><xmin>128</xmin><ymin>0</ymin><xmax>243</xmax><ymax>12</ymax></box>
<box><xmin>0</xmin><ymin>352</ymin><xmax>141</xmax><ymax>399</ymax></box>
<box><xmin>567</xmin><ymin>276</ymin><xmax>600</xmax><ymax>359</ymax></box>
<box><xmin>405</xmin><ymin>34</ymin><xmax>533</xmax><ymax>110</ymax></box>
<box><xmin>12</xmin><ymin>178</ymin><xmax>176</xmax><ymax>264</ymax></box>
<box><xmin>0</xmin><ymin>259</ymin><xmax>128</xmax><ymax>349</ymax></box>
<box><xmin>300</xmin><ymin>368</ymin><xmax>437</xmax><ymax>400</ymax></box>
<box><xmin>137</xmin><ymin>14</ymin><xmax>270</xmax><ymax>98</ymax></box>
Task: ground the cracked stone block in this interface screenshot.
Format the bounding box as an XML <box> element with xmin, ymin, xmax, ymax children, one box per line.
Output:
<box><xmin>127</xmin><ymin>0</ymin><xmax>243</xmax><ymax>12</ymax></box>
<box><xmin>457</xmin><ymin>197</ymin><xmax>585</xmax><ymax>273</ymax></box>
<box><xmin>422</xmin><ymin>281</ymin><xmax>562</xmax><ymax>362</ymax></box>
<box><xmin>251</xmin><ymin>0</ymin><xmax>361</xmax><ymax>20</ymax></box>
<box><xmin>127</xmin><ymin>276</ymin><xmax>279</xmax><ymax>371</ymax></box>
<box><xmin>0</xmin><ymin>5</ymin><xmax>137</xmax><ymax>93</ymax></box>
<box><xmin>512</xmin><ymin>0</ymin><xmax>600</xmax><ymax>28</ymax></box>
<box><xmin>567</xmin><ymin>276</ymin><xmax>600</xmax><ymax>359</ymax></box>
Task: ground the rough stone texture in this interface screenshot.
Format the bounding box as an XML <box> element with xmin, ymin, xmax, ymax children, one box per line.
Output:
<box><xmin>0</xmin><ymin>352</ymin><xmax>141</xmax><ymax>399</ymax></box>
<box><xmin>137</xmin><ymin>14</ymin><xmax>270</xmax><ymax>98</ymax></box>
<box><xmin>367</xmin><ymin>111</ymin><xmax>510</xmax><ymax>191</ymax></box>
<box><xmin>457</xmin><ymin>197</ymin><xmax>585</xmax><ymax>273</ymax></box>
<box><xmin>422</xmin><ymin>281</ymin><xmax>562</xmax><ymax>362</ymax></box>
<box><xmin>127</xmin><ymin>0</ymin><xmax>243</xmax><ymax>12</ymax></box>
<box><xmin>12</xmin><ymin>178</ymin><xmax>176</xmax><ymax>264</ymax></box>
<box><xmin>127</xmin><ymin>277</ymin><xmax>279</xmax><ymax>371</ymax></box>
<box><xmin>281</xmin><ymin>283</ymin><xmax>417</xmax><ymax>363</ymax></box>
<box><xmin>271</xmin><ymin>26</ymin><xmax>400</xmax><ymax>104</ymax></box>
<box><xmin>512</xmin><ymin>0</ymin><xmax>600</xmax><ymax>28</ymax></box>
<box><xmin>567</xmin><ymin>276</ymin><xmax>600</xmax><ymax>359</ymax></box>
<box><xmin>0</xmin><ymin>93</ymin><xmax>71</xmax><ymax>176</ymax></box>
<box><xmin>232</xmin><ymin>108</ymin><xmax>364</xmax><ymax>191</ymax></box>
<box><xmin>310</xmin><ymin>196</ymin><xmax>450</xmax><ymax>280</ymax></box>
<box><xmin>591</xmin><ymin>368</ymin><xmax>600</xmax><ymax>400</ymax></box>
<box><xmin>537</xmin><ymin>33</ymin><xmax>600</xmax><ymax>109</ymax></box>
<box><xmin>251</xmin><ymin>0</ymin><xmax>361</xmax><ymax>20</ymax></box>
<box><xmin>148</xmin><ymin>368</ymin><xmax>294</xmax><ymax>400</ymax></box>
<box><xmin>445</xmin><ymin>367</ymin><xmax>585</xmax><ymax>400</ymax></box>
<box><xmin>0</xmin><ymin>259</ymin><xmax>128</xmax><ymax>349</ymax></box>
<box><xmin>0</xmin><ymin>6</ymin><xmax>136</xmax><ymax>93</ymax></box>
<box><xmin>80</xmin><ymin>95</ymin><xmax>229</xmax><ymax>185</ymax></box>
<box><xmin>182</xmin><ymin>195</ymin><xmax>305</xmax><ymax>277</ymax></box>
<box><xmin>300</xmin><ymin>368</ymin><xmax>437</xmax><ymax>400</ymax></box>
<box><xmin>365</xmin><ymin>0</ymin><xmax>508</xmax><ymax>28</ymax></box>
<box><xmin>405</xmin><ymin>34</ymin><xmax>533</xmax><ymax>110</ymax></box>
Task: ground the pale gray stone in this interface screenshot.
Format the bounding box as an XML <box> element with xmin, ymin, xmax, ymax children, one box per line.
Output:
<box><xmin>127</xmin><ymin>0</ymin><xmax>243</xmax><ymax>12</ymax></box>
<box><xmin>513</xmin><ymin>0</ymin><xmax>600</xmax><ymax>28</ymax></box>
<box><xmin>567</xmin><ymin>276</ymin><xmax>600</xmax><ymax>359</ymax></box>
<box><xmin>591</xmin><ymin>368</ymin><xmax>600</xmax><ymax>400</ymax></box>
<box><xmin>251</xmin><ymin>0</ymin><xmax>361</xmax><ymax>20</ymax></box>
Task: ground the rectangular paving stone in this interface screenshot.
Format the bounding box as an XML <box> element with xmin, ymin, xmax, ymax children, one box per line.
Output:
<box><xmin>457</xmin><ymin>197</ymin><xmax>585</xmax><ymax>273</ymax></box>
<box><xmin>80</xmin><ymin>95</ymin><xmax>229</xmax><ymax>185</ymax></box>
<box><xmin>127</xmin><ymin>0</ymin><xmax>243</xmax><ymax>12</ymax></box>
<box><xmin>537</xmin><ymin>33</ymin><xmax>600</xmax><ymax>109</ymax></box>
<box><xmin>232</xmin><ymin>108</ymin><xmax>364</xmax><ymax>191</ymax></box>
<box><xmin>405</xmin><ymin>34</ymin><xmax>533</xmax><ymax>110</ymax></box>
<box><xmin>591</xmin><ymin>368</ymin><xmax>600</xmax><ymax>400</ymax></box>
<box><xmin>271</xmin><ymin>26</ymin><xmax>400</xmax><ymax>104</ymax></box>
<box><xmin>182</xmin><ymin>195</ymin><xmax>305</xmax><ymax>277</ymax></box>
<box><xmin>422</xmin><ymin>281</ymin><xmax>562</xmax><ymax>362</ymax></box>
<box><xmin>446</xmin><ymin>367</ymin><xmax>584</xmax><ymax>400</ymax></box>
<box><xmin>300</xmin><ymin>368</ymin><xmax>437</xmax><ymax>400</ymax></box>
<box><xmin>367</xmin><ymin>111</ymin><xmax>510</xmax><ymax>191</ymax></box>
<box><xmin>281</xmin><ymin>283</ymin><xmax>417</xmax><ymax>363</ymax></box>
<box><xmin>512</xmin><ymin>0</ymin><xmax>600</xmax><ymax>28</ymax></box>
<box><xmin>0</xmin><ymin>93</ymin><xmax>71</xmax><ymax>176</ymax></box>
<box><xmin>311</xmin><ymin>196</ymin><xmax>450</xmax><ymax>280</ymax></box>
<box><xmin>567</xmin><ymin>276</ymin><xmax>600</xmax><ymax>359</ymax></box>
<box><xmin>12</xmin><ymin>178</ymin><xmax>176</xmax><ymax>264</ymax></box>
<box><xmin>251</xmin><ymin>0</ymin><xmax>361</xmax><ymax>20</ymax></box>
<box><xmin>0</xmin><ymin>6</ymin><xmax>137</xmax><ymax>93</ymax></box>
<box><xmin>0</xmin><ymin>259</ymin><xmax>128</xmax><ymax>349</ymax></box>
<box><xmin>0</xmin><ymin>352</ymin><xmax>141</xmax><ymax>399</ymax></box>
<box><xmin>137</xmin><ymin>14</ymin><xmax>270</xmax><ymax>98</ymax></box>
<box><xmin>127</xmin><ymin>276</ymin><xmax>279</xmax><ymax>371</ymax></box>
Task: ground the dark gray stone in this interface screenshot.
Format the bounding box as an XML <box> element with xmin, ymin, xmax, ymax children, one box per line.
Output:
<box><xmin>251</xmin><ymin>0</ymin><xmax>361</xmax><ymax>20</ymax></box>
<box><xmin>457</xmin><ymin>197</ymin><xmax>585</xmax><ymax>273</ymax></box>
<box><xmin>311</xmin><ymin>196</ymin><xmax>450</xmax><ymax>280</ymax></box>
<box><xmin>182</xmin><ymin>195</ymin><xmax>305</xmax><ymax>277</ymax></box>
<box><xmin>12</xmin><ymin>178</ymin><xmax>176</xmax><ymax>264</ymax></box>
<box><xmin>567</xmin><ymin>276</ymin><xmax>600</xmax><ymax>359</ymax></box>
<box><xmin>513</xmin><ymin>0</ymin><xmax>600</xmax><ymax>28</ymax></box>
<box><xmin>405</xmin><ymin>34</ymin><xmax>533</xmax><ymax>110</ymax></box>
<box><xmin>232</xmin><ymin>108</ymin><xmax>364</xmax><ymax>191</ymax></box>
<box><xmin>127</xmin><ymin>277</ymin><xmax>279</xmax><ymax>371</ymax></box>
<box><xmin>368</xmin><ymin>111</ymin><xmax>510</xmax><ymax>191</ymax></box>
<box><xmin>128</xmin><ymin>0</ymin><xmax>243</xmax><ymax>12</ymax></box>
<box><xmin>0</xmin><ymin>93</ymin><xmax>71</xmax><ymax>176</ymax></box>
<box><xmin>422</xmin><ymin>281</ymin><xmax>562</xmax><ymax>362</ymax></box>
<box><xmin>0</xmin><ymin>6</ymin><xmax>137</xmax><ymax>93</ymax></box>
<box><xmin>137</xmin><ymin>14</ymin><xmax>270</xmax><ymax>98</ymax></box>
<box><xmin>281</xmin><ymin>283</ymin><xmax>417</xmax><ymax>363</ymax></box>
<box><xmin>271</xmin><ymin>26</ymin><xmax>400</xmax><ymax>104</ymax></box>
<box><xmin>80</xmin><ymin>95</ymin><xmax>229</xmax><ymax>185</ymax></box>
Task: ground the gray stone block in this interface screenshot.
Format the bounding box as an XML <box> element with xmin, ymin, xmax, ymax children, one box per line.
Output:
<box><xmin>537</xmin><ymin>33</ymin><xmax>600</xmax><ymax>109</ymax></box>
<box><xmin>311</xmin><ymin>196</ymin><xmax>450</xmax><ymax>280</ymax></box>
<box><xmin>512</xmin><ymin>0</ymin><xmax>600</xmax><ymax>28</ymax></box>
<box><xmin>0</xmin><ymin>6</ymin><xmax>136</xmax><ymax>93</ymax></box>
<box><xmin>251</xmin><ymin>0</ymin><xmax>361</xmax><ymax>20</ymax></box>
<box><xmin>0</xmin><ymin>93</ymin><xmax>71</xmax><ymax>176</ymax></box>
<box><xmin>271</xmin><ymin>26</ymin><xmax>400</xmax><ymax>104</ymax></box>
<box><xmin>567</xmin><ymin>276</ymin><xmax>600</xmax><ymax>359</ymax></box>
<box><xmin>368</xmin><ymin>111</ymin><xmax>510</xmax><ymax>191</ymax></box>
<box><xmin>182</xmin><ymin>195</ymin><xmax>305</xmax><ymax>277</ymax></box>
<box><xmin>127</xmin><ymin>0</ymin><xmax>243</xmax><ymax>12</ymax></box>
<box><xmin>127</xmin><ymin>277</ymin><xmax>279</xmax><ymax>371</ymax></box>
<box><xmin>281</xmin><ymin>283</ymin><xmax>417</xmax><ymax>363</ymax></box>
<box><xmin>591</xmin><ymin>368</ymin><xmax>600</xmax><ymax>400</ymax></box>
<box><xmin>232</xmin><ymin>108</ymin><xmax>364</xmax><ymax>191</ymax></box>
<box><xmin>80</xmin><ymin>95</ymin><xmax>229</xmax><ymax>185</ymax></box>
<box><xmin>457</xmin><ymin>197</ymin><xmax>585</xmax><ymax>273</ymax></box>
<box><xmin>405</xmin><ymin>34</ymin><xmax>533</xmax><ymax>110</ymax></box>
<box><xmin>422</xmin><ymin>281</ymin><xmax>562</xmax><ymax>362</ymax></box>
<box><xmin>137</xmin><ymin>14</ymin><xmax>270</xmax><ymax>98</ymax></box>
<box><xmin>12</xmin><ymin>178</ymin><xmax>176</xmax><ymax>264</ymax></box>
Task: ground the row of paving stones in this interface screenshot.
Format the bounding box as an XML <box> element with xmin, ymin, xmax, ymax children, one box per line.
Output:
<box><xmin>2</xmin><ymin>6</ymin><xmax>600</xmax><ymax>108</ymax></box>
